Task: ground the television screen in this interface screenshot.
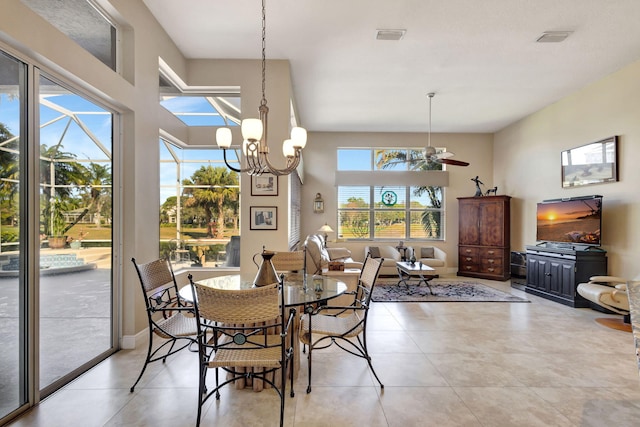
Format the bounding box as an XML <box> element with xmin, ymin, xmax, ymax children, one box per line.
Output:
<box><xmin>536</xmin><ymin>196</ymin><xmax>602</xmax><ymax>246</ymax></box>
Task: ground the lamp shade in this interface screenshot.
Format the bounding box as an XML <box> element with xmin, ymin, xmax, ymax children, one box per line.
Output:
<box><xmin>318</xmin><ymin>224</ymin><xmax>334</xmax><ymax>233</ymax></box>
<box><xmin>216</xmin><ymin>127</ymin><xmax>232</xmax><ymax>148</ymax></box>
<box><xmin>241</xmin><ymin>118</ymin><xmax>263</xmax><ymax>141</ymax></box>
<box><xmin>282</xmin><ymin>139</ymin><xmax>295</xmax><ymax>157</ymax></box>
<box><xmin>291</xmin><ymin>127</ymin><xmax>307</xmax><ymax>148</ymax></box>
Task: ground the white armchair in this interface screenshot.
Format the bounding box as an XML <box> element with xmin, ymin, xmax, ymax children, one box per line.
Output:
<box><xmin>304</xmin><ymin>234</ymin><xmax>361</xmax><ymax>274</ymax></box>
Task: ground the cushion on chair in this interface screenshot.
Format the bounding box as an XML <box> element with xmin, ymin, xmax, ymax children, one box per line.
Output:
<box><xmin>421</xmin><ymin>247</ymin><xmax>435</xmax><ymax>258</ymax></box>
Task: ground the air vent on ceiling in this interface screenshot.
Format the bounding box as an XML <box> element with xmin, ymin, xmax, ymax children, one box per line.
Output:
<box><xmin>536</xmin><ymin>31</ymin><xmax>572</xmax><ymax>43</ymax></box>
<box><xmin>376</xmin><ymin>29</ymin><xmax>406</xmax><ymax>41</ymax></box>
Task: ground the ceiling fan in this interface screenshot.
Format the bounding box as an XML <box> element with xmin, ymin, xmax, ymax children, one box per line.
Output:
<box><xmin>421</xmin><ymin>92</ymin><xmax>470</xmax><ymax>167</ymax></box>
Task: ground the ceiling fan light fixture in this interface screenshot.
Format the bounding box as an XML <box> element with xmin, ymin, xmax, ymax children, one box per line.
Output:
<box><xmin>375</xmin><ymin>29</ymin><xmax>406</xmax><ymax>41</ymax></box>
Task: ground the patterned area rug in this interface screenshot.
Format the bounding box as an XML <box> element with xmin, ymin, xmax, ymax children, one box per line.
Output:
<box><xmin>372</xmin><ymin>280</ymin><xmax>529</xmax><ymax>302</ymax></box>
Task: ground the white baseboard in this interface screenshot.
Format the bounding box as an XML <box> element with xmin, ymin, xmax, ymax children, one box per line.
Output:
<box><xmin>121</xmin><ymin>327</ymin><xmax>148</xmax><ymax>350</ymax></box>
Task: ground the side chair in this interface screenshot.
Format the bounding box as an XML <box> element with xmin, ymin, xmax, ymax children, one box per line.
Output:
<box><xmin>129</xmin><ymin>257</ymin><xmax>197</xmax><ymax>392</ymax></box>
<box><xmin>271</xmin><ymin>247</ymin><xmax>306</xmax><ymax>275</ymax></box>
<box><xmin>188</xmin><ymin>274</ymin><xmax>296</xmax><ymax>427</ymax></box>
<box><xmin>299</xmin><ymin>254</ymin><xmax>384</xmax><ymax>393</ymax></box>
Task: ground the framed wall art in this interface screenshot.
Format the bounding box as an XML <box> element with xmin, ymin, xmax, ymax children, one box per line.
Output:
<box><xmin>251</xmin><ymin>174</ymin><xmax>278</xmax><ymax>196</ymax></box>
<box><xmin>250</xmin><ymin>206</ymin><xmax>277</xmax><ymax>230</ymax></box>
<box><xmin>561</xmin><ymin>136</ymin><xmax>618</xmax><ymax>188</ymax></box>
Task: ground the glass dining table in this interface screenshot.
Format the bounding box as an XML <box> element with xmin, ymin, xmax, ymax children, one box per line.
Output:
<box><xmin>179</xmin><ymin>272</ymin><xmax>348</xmax><ymax>391</ymax></box>
<box><xmin>179</xmin><ymin>272</ymin><xmax>347</xmax><ymax>308</ymax></box>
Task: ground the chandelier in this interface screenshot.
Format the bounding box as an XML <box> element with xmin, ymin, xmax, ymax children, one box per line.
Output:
<box><xmin>215</xmin><ymin>0</ymin><xmax>307</xmax><ymax>176</ymax></box>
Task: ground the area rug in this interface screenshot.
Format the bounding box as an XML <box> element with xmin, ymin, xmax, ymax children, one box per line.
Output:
<box><xmin>372</xmin><ymin>280</ymin><xmax>529</xmax><ymax>303</ymax></box>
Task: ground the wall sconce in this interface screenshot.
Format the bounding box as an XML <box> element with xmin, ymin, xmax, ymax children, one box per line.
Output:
<box><xmin>313</xmin><ymin>193</ymin><xmax>324</xmax><ymax>213</ymax></box>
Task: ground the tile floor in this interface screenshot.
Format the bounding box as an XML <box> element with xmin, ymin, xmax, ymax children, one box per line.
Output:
<box><xmin>8</xmin><ymin>278</ymin><xmax>640</xmax><ymax>426</ymax></box>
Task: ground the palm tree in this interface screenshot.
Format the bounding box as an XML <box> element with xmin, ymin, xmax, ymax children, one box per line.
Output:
<box><xmin>182</xmin><ymin>166</ymin><xmax>239</xmax><ymax>238</ymax></box>
<box><xmin>81</xmin><ymin>162</ymin><xmax>112</xmax><ymax>229</ymax></box>
<box><xmin>39</xmin><ymin>143</ymin><xmax>87</xmax><ymax>236</ymax></box>
<box><xmin>375</xmin><ymin>149</ymin><xmax>443</xmax><ymax>237</ymax></box>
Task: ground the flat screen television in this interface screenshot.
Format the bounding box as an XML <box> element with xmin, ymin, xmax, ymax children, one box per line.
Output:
<box><xmin>536</xmin><ymin>195</ymin><xmax>602</xmax><ymax>247</ymax></box>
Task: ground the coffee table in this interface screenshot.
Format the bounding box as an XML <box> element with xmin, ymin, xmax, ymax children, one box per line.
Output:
<box><xmin>396</xmin><ymin>261</ymin><xmax>436</xmax><ymax>294</ymax></box>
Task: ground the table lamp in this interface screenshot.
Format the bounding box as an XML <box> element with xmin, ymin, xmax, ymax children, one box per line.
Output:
<box><xmin>317</xmin><ymin>223</ymin><xmax>334</xmax><ymax>248</ymax></box>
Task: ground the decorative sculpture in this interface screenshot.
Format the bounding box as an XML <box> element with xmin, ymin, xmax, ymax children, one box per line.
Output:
<box><xmin>485</xmin><ymin>186</ymin><xmax>498</xmax><ymax>196</ymax></box>
<box><xmin>471</xmin><ymin>176</ymin><xmax>484</xmax><ymax>197</ymax></box>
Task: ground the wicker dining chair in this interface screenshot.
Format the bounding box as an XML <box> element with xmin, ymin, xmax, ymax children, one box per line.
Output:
<box><xmin>271</xmin><ymin>248</ymin><xmax>306</xmax><ymax>274</ymax></box>
<box><xmin>130</xmin><ymin>257</ymin><xmax>197</xmax><ymax>392</ymax></box>
<box><xmin>299</xmin><ymin>254</ymin><xmax>384</xmax><ymax>393</ymax></box>
<box><xmin>189</xmin><ymin>275</ymin><xmax>296</xmax><ymax>427</ymax></box>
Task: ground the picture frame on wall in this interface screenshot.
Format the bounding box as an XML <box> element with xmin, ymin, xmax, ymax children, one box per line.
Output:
<box><xmin>251</xmin><ymin>174</ymin><xmax>278</xmax><ymax>196</ymax></box>
<box><xmin>250</xmin><ymin>206</ymin><xmax>277</xmax><ymax>230</ymax></box>
<box><xmin>561</xmin><ymin>136</ymin><xmax>618</xmax><ymax>188</ymax></box>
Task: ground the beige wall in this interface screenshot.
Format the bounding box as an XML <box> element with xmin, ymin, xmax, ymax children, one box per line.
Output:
<box><xmin>301</xmin><ymin>132</ymin><xmax>494</xmax><ymax>266</ymax></box>
<box><xmin>494</xmin><ymin>59</ymin><xmax>640</xmax><ymax>279</ymax></box>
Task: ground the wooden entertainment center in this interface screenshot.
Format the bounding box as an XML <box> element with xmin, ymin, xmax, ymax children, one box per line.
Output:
<box><xmin>525</xmin><ymin>244</ymin><xmax>607</xmax><ymax>307</ymax></box>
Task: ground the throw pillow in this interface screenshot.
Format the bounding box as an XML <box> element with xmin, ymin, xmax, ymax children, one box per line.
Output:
<box><xmin>421</xmin><ymin>247</ymin><xmax>435</xmax><ymax>259</ymax></box>
<box><xmin>368</xmin><ymin>246</ymin><xmax>381</xmax><ymax>258</ymax></box>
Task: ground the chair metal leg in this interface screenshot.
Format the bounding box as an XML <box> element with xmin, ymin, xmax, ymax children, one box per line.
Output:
<box><xmin>130</xmin><ymin>328</ymin><xmax>154</xmax><ymax>392</ymax></box>
<box><xmin>306</xmin><ymin>343</ymin><xmax>313</xmax><ymax>393</ymax></box>
<box><xmin>359</xmin><ymin>332</ymin><xmax>383</xmax><ymax>389</ymax></box>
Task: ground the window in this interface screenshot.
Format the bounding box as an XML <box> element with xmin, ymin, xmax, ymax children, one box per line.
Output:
<box><xmin>22</xmin><ymin>0</ymin><xmax>117</xmax><ymax>70</ymax></box>
<box><xmin>159</xmin><ymin>141</ymin><xmax>240</xmax><ymax>268</ymax></box>
<box><xmin>336</xmin><ymin>148</ymin><xmax>445</xmax><ymax>241</ymax></box>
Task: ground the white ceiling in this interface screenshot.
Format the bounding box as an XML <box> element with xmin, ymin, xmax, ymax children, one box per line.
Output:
<box><xmin>142</xmin><ymin>0</ymin><xmax>640</xmax><ymax>134</ymax></box>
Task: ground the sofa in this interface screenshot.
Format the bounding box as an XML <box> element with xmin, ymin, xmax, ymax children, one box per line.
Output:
<box><xmin>304</xmin><ymin>234</ymin><xmax>362</xmax><ymax>274</ymax></box>
<box><xmin>364</xmin><ymin>245</ymin><xmax>447</xmax><ymax>277</ymax></box>
<box><xmin>412</xmin><ymin>246</ymin><xmax>447</xmax><ymax>277</ymax></box>
<box><xmin>363</xmin><ymin>245</ymin><xmax>406</xmax><ymax>276</ymax></box>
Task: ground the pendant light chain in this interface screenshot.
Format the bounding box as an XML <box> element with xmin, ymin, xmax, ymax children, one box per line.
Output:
<box><xmin>260</xmin><ymin>0</ymin><xmax>267</xmax><ymax>107</ymax></box>
<box><xmin>428</xmin><ymin>92</ymin><xmax>434</xmax><ymax>148</ymax></box>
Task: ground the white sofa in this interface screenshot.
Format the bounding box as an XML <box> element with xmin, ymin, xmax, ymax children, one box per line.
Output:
<box><xmin>363</xmin><ymin>245</ymin><xmax>406</xmax><ymax>276</ymax></box>
<box><xmin>304</xmin><ymin>234</ymin><xmax>362</xmax><ymax>274</ymax></box>
<box><xmin>364</xmin><ymin>245</ymin><xmax>447</xmax><ymax>277</ymax></box>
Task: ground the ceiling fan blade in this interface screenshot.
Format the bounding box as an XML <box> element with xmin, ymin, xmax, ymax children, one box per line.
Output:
<box><xmin>435</xmin><ymin>151</ymin><xmax>454</xmax><ymax>159</ymax></box>
<box><xmin>439</xmin><ymin>158</ymin><xmax>470</xmax><ymax>167</ymax></box>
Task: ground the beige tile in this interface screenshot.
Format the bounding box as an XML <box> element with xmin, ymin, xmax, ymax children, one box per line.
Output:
<box><xmin>380</xmin><ymin>387</ymin><xmax>481</xmax><ymax>427</ymax></box>
<box><xmin>453</xmin><ymin>386</ymin><xmax>574</xmax><ymax>426</ymax></box>
<box><xmin>294</xmin><ymin>386</ymin><xmax>387</xmax><ymax>427</ymax></box>
<box><xmin>10</xmin><ymin>275</ymin><xmax>640</xmax><ymax>427</ymax></box>
<box><xmin>531</xmin><ymin>386</ymin><xmax>640</xmax><ymax>426</ymax></box>
<box><xmin>373</xmin><ymin>353</ymin><xmax>449</xmax><ymax>387</ymax></box>
<box><xmin>9</xmin><ymin>389</ymin><xmax>134</xmax><ymax>427</ymax></box>
<box><xmin>427</xmin><ymin>353</ymin><xmax>526</xmax><ymax>387</ymax></box>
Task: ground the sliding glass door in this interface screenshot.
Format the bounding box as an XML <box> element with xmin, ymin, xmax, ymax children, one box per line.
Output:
<box><xmin>0</xmin><ymin>48</ymin><xmax>116</xmax><ymax>421</ymax></box>
<box><xmin>0</xmin><ymin>50</ymin><xmax>26</xmax><ymax>421</ymax></box>
<box><xmin>38</xmin><ymin>75</ymin><xmax>114</xmax><ymax>393</ymax></box>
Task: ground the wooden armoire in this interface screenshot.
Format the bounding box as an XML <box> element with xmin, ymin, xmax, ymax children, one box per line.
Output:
<box><xmin>457</xmin><ymin>195</ymin><xmax>511</xmax><ymax>281</ymax></box>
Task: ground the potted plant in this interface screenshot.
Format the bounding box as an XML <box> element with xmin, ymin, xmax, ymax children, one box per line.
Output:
<box><xmin>48</xmin><ymin>197</ymin><xmax>68</xmax><ymax>249</ymax></box>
